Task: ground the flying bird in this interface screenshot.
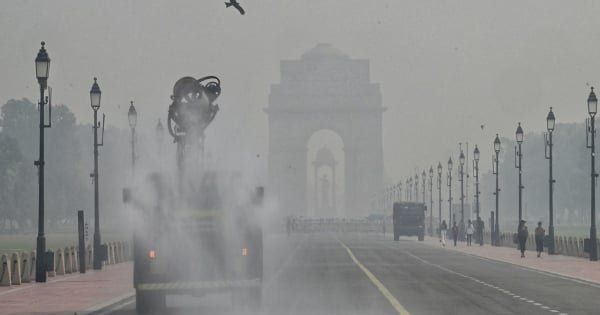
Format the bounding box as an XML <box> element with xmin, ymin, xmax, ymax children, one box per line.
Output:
<box><xmin>225</xmin><ymin>0</ymin><xmax>245</xmax><ymax>15</ymax></box>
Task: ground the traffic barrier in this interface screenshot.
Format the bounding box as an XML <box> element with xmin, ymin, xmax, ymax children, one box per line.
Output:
<box><xmin>576</xmin><ymin>238</ymin><xmax>583</xmax><ymax>257</ymax></box>
<box><xmin>10</xmin><ymin>253</ymin><xmax>21</xmax><ymax>285</ymax></box>
<box><xmin>64</xmin><ymin>247</ymin><xmax>72</xmax><ymax>274</ymax></box>
<box><xmin>30</xmin><ymin>251</ymin><xmax>37</xmax><ymax>279</ymax></box>
<box><xmin>115</xmin><ymin>242</ymin><xmax>121</xmax><ymax>263</ymax></box>
<box><xmin>86</xmin><ymin>245</ymin><xmax>93</xmax><ymax>270</ymax></box>
<box><xmin>0</xmin><ymin>254</ymin><xmax>11</xmax><ymax>286</ymax></box>
<box><xmin>20</xmin><ymin>251</ymin><xmax>31</xmax><ymax>283</ymax></box>
<box><xmin>46</xmin><ymin>250</ymin><xmax>56</xmax><ymax>277</ymax></box>
<box><xmin>71</xmin><ymin>247</ymin><xmax>78</xmax><ymax>273</ymax></box>
<box><xmin>55</xmin><ymin>249</ymin><xmax>65</xmax><ymax>276</ymax></box>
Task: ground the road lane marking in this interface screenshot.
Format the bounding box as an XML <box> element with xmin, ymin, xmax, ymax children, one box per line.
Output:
<box><xmin>338</xmin><ymin>239</ymin><xmax>411</xmax><ymax>315</ymax></box>
<box><xmin>264</xmin><ymin>234</ymin><xmax>306</xmax><ymax>290</ymax></box>
<box><xmin>404</xmin><ymin>251</ymin><xmax>568</xmax><ymax>315</ymax></box>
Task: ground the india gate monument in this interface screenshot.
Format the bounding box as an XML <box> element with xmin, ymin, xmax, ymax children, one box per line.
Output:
<box><xmin>266</xmin><ymin>44</ymin><xmax>384</xmax><ymax>218</ymax></box>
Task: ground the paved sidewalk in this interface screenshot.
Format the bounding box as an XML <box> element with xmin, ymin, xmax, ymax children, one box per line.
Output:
<box><xmin>0</xmin><ymin>262</ymin><xmax>133</xmax><ymax>315</ymax></box>
<box><xmin>423</xmin><ymin>236</ymin><xmax>600</xmax><ymax>285</ymax></box>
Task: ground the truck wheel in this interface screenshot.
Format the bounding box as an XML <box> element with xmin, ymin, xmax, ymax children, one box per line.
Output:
<box><xmin>418</xmin><ymin>233</ymin><xmax>424</xmax><ymax>241</ymax></box>
<box><xmin>394</xmin><ymin>233</ymin><xmax>399</xmax><ymax>241</ymax></box>
<box><xmin>136</xmin><ymin>290</ymin><xmax>165</xmax><ymax>314</ymax></box>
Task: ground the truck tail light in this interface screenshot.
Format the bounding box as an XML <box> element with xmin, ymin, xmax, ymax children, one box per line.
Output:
<box><xmin>148</xmin><ymin>250</ymin><xmax>156</xmax><ymax>259</ymax></box>
<box><xmin>241</xmin><ymin>247</ymin><xmax>248</xmax><ymax>256</ymax></box>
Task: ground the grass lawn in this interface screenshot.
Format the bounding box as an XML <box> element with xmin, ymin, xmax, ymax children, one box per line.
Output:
<box><xmin>0</xmin><ymin>231</ymin><xmax>129</xmax><ymax>256</ymax></box>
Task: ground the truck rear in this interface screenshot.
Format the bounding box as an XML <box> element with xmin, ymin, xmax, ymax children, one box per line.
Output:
<box><xmin>393</xmin><ymin>202</ymin><xmax>426</xmax><ymax>241</ymax></box>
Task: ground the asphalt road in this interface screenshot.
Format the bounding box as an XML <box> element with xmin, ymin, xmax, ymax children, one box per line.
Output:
<box><xmin>97</xmin><ymin>233</ymin><xmax>600</xmax><ymax>315</ymax></box>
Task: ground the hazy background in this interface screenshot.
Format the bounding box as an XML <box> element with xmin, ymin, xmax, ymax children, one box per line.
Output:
<box><xmin>3</xmin><ymin>0</ymin><xmax>600</xmax><ymax>180</ymax></box>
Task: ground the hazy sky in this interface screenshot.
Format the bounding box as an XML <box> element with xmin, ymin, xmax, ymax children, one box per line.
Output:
<box><xmin>2</xmin><ymin>0</ymin><xmax>600</xmax><ymax>182</ymax></box>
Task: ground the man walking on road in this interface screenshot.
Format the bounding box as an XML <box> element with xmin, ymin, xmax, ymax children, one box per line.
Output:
<box><xmin>452</xmin><ymin>221</ymin><xmax>459</xmax><ymax>247</ymax></box>
<box><xmin>535</xmin><ymin>221</ymin><xmax>545</xmax><ymax>258</ymax></box>
<box><xmin>440</xmin><ymin>220</ymin><xmax>448</xmax><ymax>246</ymax></box>
<box><xmin>518</xmin><ymin>220</ymin><xmax>528</xmax><ymax>258</ymax></box>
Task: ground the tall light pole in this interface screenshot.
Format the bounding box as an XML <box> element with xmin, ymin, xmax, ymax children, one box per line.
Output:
<box><xmin>447</xmin><ymin>157</ymin><xmax>453</xmax><ymax>225</ymax></box>
<box><xmin>493</xmin><ymin>134</ymin><xmax>501</xmax><ymax>246</ymax></box>
<box><xmin>128</xmin><ymin>101</ymin><xmax>137</xmax><ymax>172</ymax></box>
<box><xmin>415</xmin><ymin>173</ymin><xmax>419</xmax><ymax>203</ymax></box>
<box><xmin>545</xmin><ymin>107</ymin><xmax>556</xmax><ymax>254</ymax></box>
<box><xmin>90</xmin><ymin>78</ymin><xmax>105</xmax><ymax>270</ymax></box>
<box><xmin>515</xmin><ymin>123</ymin><xmax>524</xmax><ymax>231</ymax></box>
<box><xmin>34</xmin><ymin>42</ymin><xmax>50</xmax><ymax>283</ymax></box>
<box><xmin>429</xmin><ymin>167</ymin><xmax>434</xmax><ymax>236</ymax></box>
<box><xmin>459</xmin><ymin>149</ymin><xmax>466</xmax><ymax>239</ymax></box>
<box><xmin>405</xmin><ymin>179</ymin><xmax>409</xmax><ymax>201</ymax></box>
<box><xmin>473</xmin><ymin>145</ymin><xmax>481</xmax><ymax>245</ymax></box>
<box><xmin>437</xmin><ymin>162</ymin><xmax>442</xmax><ymax>231</ymax></box>
<box><xmin>586</xmin><ymin>87</ymin><xmax>598</xmax><ymax>261</ymax></box>
<box><xmin>409</xmin><ymin>178</ymin><xmax>413</xmax><ymax>201</ymax></box>
<box><xmin>422</xmin><ymin>170</ymin><xmax>427</xmax><ymax>204</ymax></box>
<box><xmin>397</xmin><ymin>182</ymin><xmax>402</xmax><ymax>202</ymax></box>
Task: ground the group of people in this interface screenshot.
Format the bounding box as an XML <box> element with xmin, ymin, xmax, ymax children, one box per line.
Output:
<box><xmin>517</xmin><ymin>220</ymin><xmax>546</xmax><ymax>258</ymax></box>
<box><xmin>439</xmin><ymin>218</ymin><xmax>548</xmax><ymax>258</ymax></box>
<box><xmin>439</xmin><ymin>218</ymin><xmax>483</xmax><ymax>247</ymax></box>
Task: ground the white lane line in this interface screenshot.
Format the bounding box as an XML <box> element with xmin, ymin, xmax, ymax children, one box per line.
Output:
<box><xmin>404</xmin><ymin>251</ymin><xmax>568</xmax><ymax>315</ymax></box>
<box><xmin>86</xmin><ymin>292</ymin><xmax>135</xmax><ymax>314</ymax></box>
<box><xmin>338</xmin><ymin>239</ymin><xmax>411</xmax><ymax>315</ymax></box>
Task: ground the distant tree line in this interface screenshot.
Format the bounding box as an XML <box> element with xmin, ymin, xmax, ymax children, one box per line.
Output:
<box><xmin>0</xmin><ymin>98</ymin><xmax>130</xmax><ymax>233</ymax></box>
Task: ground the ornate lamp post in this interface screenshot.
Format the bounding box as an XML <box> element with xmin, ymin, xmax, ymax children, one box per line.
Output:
<box><xmin>90</xmin><ymin>78</ymin><xmax>105</xmax><ymax>270</ymax></box>
<box><xmin>515</xmin><ymin>123</ymin><xmax>524</xmax><ymax>232</ymax></box>
<box><xmin>447</xmin><ymin>157</ymin><xmax>453</xmax><ymax>225</ymax></box>
<box><xmin>545</xmin><ymin>107</ymin><xmax>556</xmax><ymax>254</ymax></box>
<box><xmin>408</xmin><ymin>178</ymin><xmax>413</xmax><ymax>201</ymax></box>
<box><xmin>493</xmin><ymin>134</ymin><xmax>501</xmax><ymax>246</ymax></box>
<box><xmin>459</xmin><ymin>149</ymin><xmax>466</xmax><ymax>239</ymax></box>
<box><xmin>586</xmin><ymin>87</ymin><xmax>598</xmax><ymax>261</ymax></box>
<box><xmin>428</xmin><ymin>167</ymin><xmax>434</xmax><ymax>236</ymax></box>
<box><xmin>34</xmin><ymin>42</ymin><xmax>51</xmax><ymax>283</ymax></box>
<box><xmin>128</xmin><ymin>101</ymin><xmax>137</xmax><ymax>172</ymax></box>
<box><xmin>473</xmin><ymin>145</ymin><xmax>481</xmax><ymax>245</ymax></box>
<box><xmin>437</xmin><ymin>162</ymin><xmax>442</xmax><ymax>233</ymax></box>
<box><xmin>405</xmin><ymin>179</ymin><xmax>409</xmax><ymax>201</ymax></box>
<box><xmin>397</xmin><ymin>182</ymin><xmax>402</xmax><ymax>202</ymax></box>
<box><xmin>415</xmin><ymin>173</ymin><xmax>419</xmax><ymax>203</ymax></box>
<box><xmin>422</xmin><ymin>170</ymin><xmax>427</xmax><ymax>204</ymax></box>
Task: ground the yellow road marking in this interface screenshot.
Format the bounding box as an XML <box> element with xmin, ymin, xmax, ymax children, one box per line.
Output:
<box><xmin>338</xmin><ymin>239</ymin><xmax>411</xmax><ymax>315</ymax></box>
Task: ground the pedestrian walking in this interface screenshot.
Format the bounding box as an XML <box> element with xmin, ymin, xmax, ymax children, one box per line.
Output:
<box><xmin>535</xmin><ymin>221</ymin><xmax>546</xmax><ymax>258</ymax></box>
<box><xmin>452</xmin><ymin>221</ymin><xmax>459</xmax><ymax>246</ymax></box>
<box><xmin>440</xmin><ymin>220</ymin><xmax>448</xmax><ymax>247</ymax></box>
<box><xmin>466</xmin><ymin>220</ymin><xmax>474</xmax><ymax>246</ymax></box>
<box><xmin>477</xmin><ymin>216</ymin><xmax>484</xmax><ymax>246</ymax></box>
<box><xmin>518</xmin><ymin>220</ymin><xmax>528</xmax><ymax>258</ymax></box>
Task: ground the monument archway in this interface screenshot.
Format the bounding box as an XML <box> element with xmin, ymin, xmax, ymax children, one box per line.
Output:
<box><xmin>266</xmin><ymin>43</ymin><xmax>384</xmax><ymax>218</ymax></box>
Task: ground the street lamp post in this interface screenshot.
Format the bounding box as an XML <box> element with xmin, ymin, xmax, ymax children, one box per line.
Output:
<box><xmin>34</xmin><ymin>42</ymin><xmax>51</xmax><ymax>283</ymax></box>
<box><xmin>493</xmin><ymin>134</ymin><xmax>501</xmax><ymax>246</ymax></box>
<box><xmin>437</xmin><ymin>163</ymin><xmax>442</xmax><ymax>234</ymax></box>
<box><xmin>422</xmin><ymin>170</ymin><xmax>426</xmax><ymax>205</ymax></box>
<box><xmin>447</xmin><ymin>158</ymin><xmax>453</xmax><ymax>225</ymax></box>
<box><xmin>429</xmin><ymin>167</ymin><xmax>434</xmax><ymax>236</ymax></box>
<box><xmin>515</xmin><ymin>123</ymin><xmax>524</xmax><ymax>233</ymax></box>
<box><xmin>545</xmin><ymin>107</ymin><xmax>556</xmax><ymax>254</ymax></box>
<box><xmin>473</xmin><ymin>145</ymin><xmax>481</xmax><ymax>245</ymax></box>
<box><xmin>586</xmin><ymin>87</ymin><xmax>598</xmax><ymax>261</ymax></box>
<box><xmin>90</xmin><ymin>78</ymin><xmax>105</xmax><ymax>270</ymax></box>
<box><xmin>415</xmin><ymin>174</ymin><xmax>419</xmax><ymax>203</ymax></box>
<box><xmin>128</xmin><ymin>101</ymin><xmax>137</xmax><ymax>172</ymax></box>
<box><xmin>459</xmin><ymin>150</ymin><xmax>465</xmax><ymax>240</ymax></box>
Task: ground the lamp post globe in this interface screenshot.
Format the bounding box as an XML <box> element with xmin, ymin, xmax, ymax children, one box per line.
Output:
<box><xmin>437</xmin><ymin>162</ymin><xmax>442</xmax><ymax>176</ymax></box>
<box><xmin>90</xmin><ymin>78</ymin><xmax>101</xmax><ymax>110</ymax></box>
<box><xmin>448</xmin><ymin>157</ymin><xmax>453</xmax><ymax>171</ymax></box>
<box><xmin>474</xmin><ymin>145</ymin><xmax>480</xmax><ymax>162</ymax></box>
<box><xmin>459</xmin><ymin>151</ymin><xmax>465</xmax><ymax>166</ymax></box>
<box><xmin>516</xmin><ymin>122</ymin><xmax>524</xmax><ymax>144</ymax></box>
<box><xmin>494</xmin><ymin>134</ymin><xmax>501</xmax><ymax>154</ymax></box>
<box><xmin>128</xmin><ymin>101</ymin><xmax>137</xmax><ymax>129</ymax></box>
<box><xmin>588</xmin><ymin>87</ymin><xmax>597</xmax><ymax>117</ymax></box>
<box><xmin>35</xmin><ymin>42</ymin><xmax>50</xmax><ymax>87</ymax></box>
<box><xmin>547</xmin><ymin>107</ymin><xmax>555</xmax><ymax>132</ymax></box>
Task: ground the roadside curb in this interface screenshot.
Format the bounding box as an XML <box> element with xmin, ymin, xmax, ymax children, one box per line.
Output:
<box><xmin>85</xmin><ymin>290</ymin><xmax>135</xmax><ymax>314</ymax></box>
